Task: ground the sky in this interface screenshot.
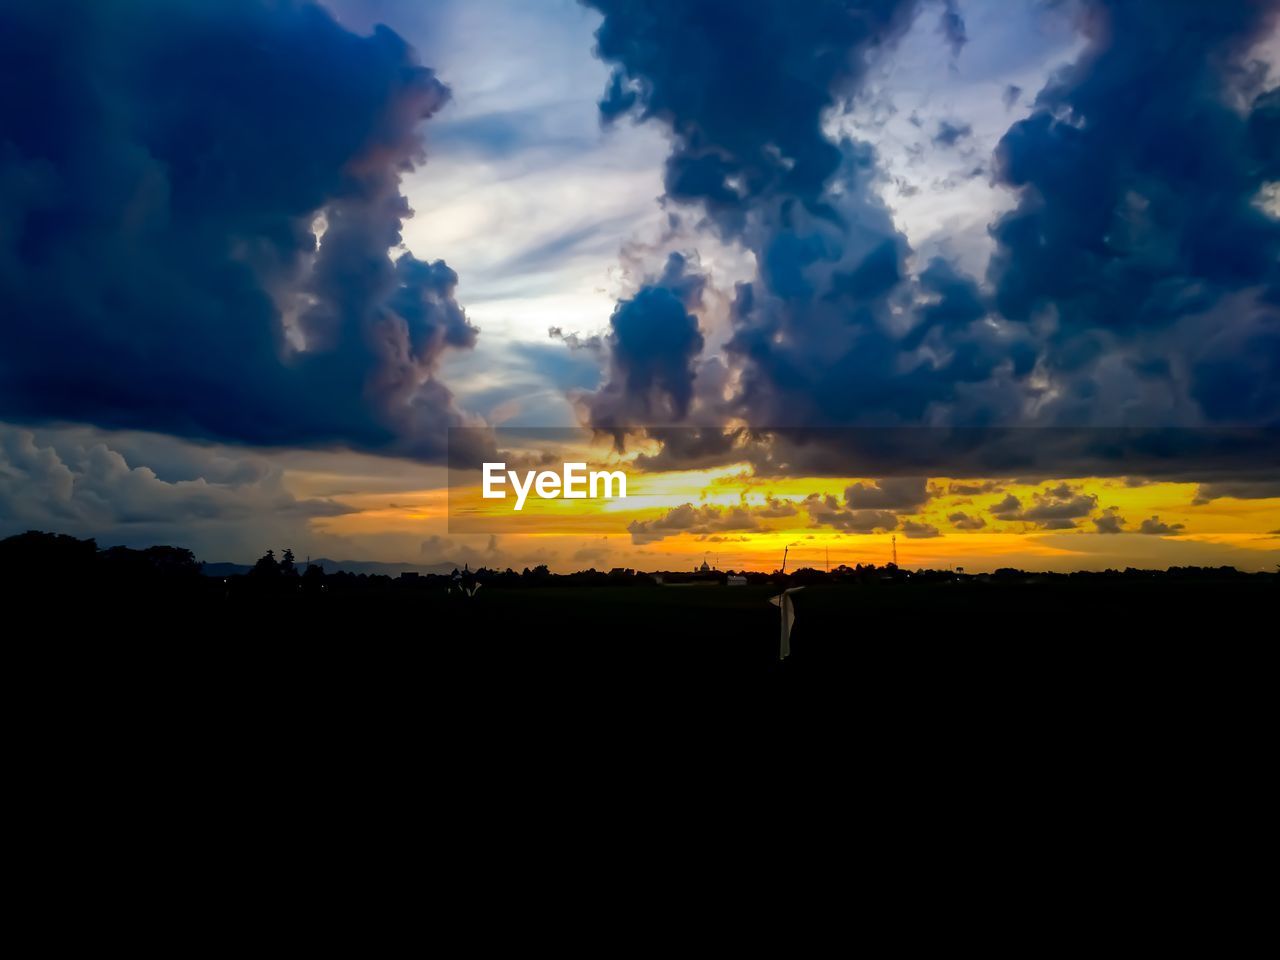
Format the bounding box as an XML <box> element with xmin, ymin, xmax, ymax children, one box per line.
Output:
<box><xmin>1</xmin><ymin>0</ymin><xmax>1279</xmax><ymax>572</ymax></box>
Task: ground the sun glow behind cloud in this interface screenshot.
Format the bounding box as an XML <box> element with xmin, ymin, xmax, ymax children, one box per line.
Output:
<box><xmin>293</xmin><ymin>437</ymin><xmax>1280</xmax><ymax>571</ymax></box>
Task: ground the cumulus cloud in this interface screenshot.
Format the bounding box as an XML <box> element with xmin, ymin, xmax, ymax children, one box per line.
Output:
<box><xmin>987</xmin><ymin>484</ymin><xmax>1099</xmax><ymax>530</ymax></box>
<box><xmin>949</xmin><ymin>480</ymin><xmax>1004</xmax><ymax>495</ymax></box>
<box><xmin>842</xmin><ymin>476</ymin><xmax>932</xmax><ymax>510</ymax></box>
<box><xmin>756</xmin><ymin>496</ymin><xmax>800</xmax><ymax>518</ymax></box>
<box><xmin>0</xmin><ymin>423</ymin><xmax>351</xmax><ymax>558</ymax></box>
<box><xmin>627</xmin><ymin>502</ymin><xmax>764</xmax><ymax>544</ymax></box>
<box><xmin>586</xmin><ymin>0</ymin><xmax>1030</xmax><ymax>430</ymax></box>
<box><xmin>1139</xmin><ymin>516</ymin><xmax>1186</xmax><ymax>536</ymax></box>
<box><xmin>990</xmin><ymin>494</ymin><xmax>1023</xmax><ymax>518</ymax></box>
<box><xmin>583</xmin><ymin>0</ymin><xmax>1280</xmax><ymax>498</ymax></box>
<box><xmin>988</xmin><ymin>0</ymin><xmax>1280</xmax><ymax>426</ymax></box>
<box><xmin>1093</xmin><ymin>507</ymin><xmax>1126</xmax><ymax>534</ymax></box>
<box><xmin>591</xmin><ymin>0</ymin><xmax>919</xmax><ymax>234</ymax></box>
<box><xmin>902</xmin><ymin>519</ymin><xmax>941</xmax><ymax>538</ymax></box>
<box><xmin>1020</xmin><ymin>485</ymin><xmax>1098</xmax><ymax>523</ymax></box>
<box><xmin>804</xmin><ymin>495</ymin><xmax>899</xmax><ymax>533</ymax></box>
<box><xmin>948</xmin><ymin>511</ymin><xmax>986</xmax><ymax>530</ymax></box>
<box><xmin>792</xmin><ymin>473</ymin><xmax>938</xmax><ymax>532</ymax></box>
<box><xmin>586</xmin><ymin>253</ymin><xmax>707</xmax><ymax>427</ymax></box>
<box><xmin>0</xmin><ymin>0</ymin><xmax>477</xmax><ymax>460</ymax></box>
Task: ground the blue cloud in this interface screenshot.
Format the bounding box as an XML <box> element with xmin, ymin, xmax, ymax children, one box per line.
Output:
<box><xmin>0</xmin><ymin>0</ymin><xmax>477</xmax><ymax>459</ymax></box>
<box><xmin>989</xmin><ymin>0</ymin><xmax>1280</xmax><ymax>425</ymax></box>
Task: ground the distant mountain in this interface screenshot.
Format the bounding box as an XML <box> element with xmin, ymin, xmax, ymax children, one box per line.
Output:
<box><xmin>202</xmin><ymin>557</ymin><xmax>462</xmax><ymax>577</ymax></box>
<box><xmin>202</xmin><ymin>562</ymin><xmax>251</xmax><ymax>577</ymax></box>
<box><xmin>306</xmin><ymin>558</ymin><xmax>461</xmax><ymax>577</ymax></box>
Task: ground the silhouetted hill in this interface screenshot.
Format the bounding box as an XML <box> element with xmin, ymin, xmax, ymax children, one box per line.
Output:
<box><xmin>201</xmin><ymin>562</ymin><xmax>251</xmax><ymax>577</ymax></box>
<box><xmin>200</xmin><ymin>557</ymin><xmax>461</xmax><ymax>577</ymax></box>
<box><xmin>306</xmin><ymin>557</ymin><xmax>461</xmax><ymax>577</ymax></box>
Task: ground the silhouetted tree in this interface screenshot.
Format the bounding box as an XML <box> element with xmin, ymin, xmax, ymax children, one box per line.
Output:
<box><xmin>250</xmin><ymin>549</ymin><xmax>280</xmax><ymax>578</ymax></box>
<box><xmin>0</xmin><ymin>531</ymin><xmax>98</xmax><ymax>581</ymax></box>
<box><xmin>142</xmin><ymin>546</ymin><xmax>202</xmax><ymax>577</ymax></box>
<box><xmin>281</xmin><ymin>548</ymin><xmax>297</xmax><ymax>577</ymax></box>
<box><xmin>101</xmin><ymin>544</ymin><xmax>201</xmax><ymax>580</ymax></box>
<box><xmin>302</xmin><ymin>563</ymin><xmax>325</xmax><ymax>593</ymax></box>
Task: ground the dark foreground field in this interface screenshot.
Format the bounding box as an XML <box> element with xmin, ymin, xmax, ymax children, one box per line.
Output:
<box><xmin>261</xmin><ymin>576</ymin><xmax>1274</xmax><ymax>671</ymax></box>
<box><xmin>11</xmin><ymin>573</ymin><xmax>1274</xmax><ymax>780</ymax></box>
<box><xmin>47</xmin><ymin>575</ymin><xmax>1275</xmax><ymax>690</ymax></box>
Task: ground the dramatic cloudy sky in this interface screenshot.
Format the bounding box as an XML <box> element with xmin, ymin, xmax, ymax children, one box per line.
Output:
<box><xmin>2</xmin><ymin>0</ymin><xmax>1278</xmax><ymax>571</ymax></box>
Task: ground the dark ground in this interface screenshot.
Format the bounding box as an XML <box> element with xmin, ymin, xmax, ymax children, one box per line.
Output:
<box><xmin>7</xmin><ymin>564</ymin><xmax>1268</xmax><ymax>916</ymax></box>
<box><xmin>42</xmin><ymin>576</ymin><xmax>1275</xmax><ymax>692</ymax></box>
<box><xmin>20</xmin><ymin>572</ymin><xmax>1276</xmax><ymax>653</ymax></box>
<box><xmin>4</xmin><ymin>525</ymin><xmax>1271</xmax><ymax>745</ymax></box>
<box><xmin>7</xmin><ymin>571</ymin><xmax>1272</xmax><ymax>812</ymax></box>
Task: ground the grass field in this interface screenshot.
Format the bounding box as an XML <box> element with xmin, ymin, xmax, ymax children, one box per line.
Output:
<box><xmin>16</xmin><ymin>574</ymin><xmax>1271</xmax><ymax>774</ymax></box>
<box><xmin>170</xmin><ymin>575</ymin><xmax>1277</xmax><ymax>676</ymax></box>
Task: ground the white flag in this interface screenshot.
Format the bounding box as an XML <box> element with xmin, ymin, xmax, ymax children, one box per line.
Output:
<box><xmin>769</xmin><ymin>586</ymin><xmax>804</xmax><ymax>660</ymax></box>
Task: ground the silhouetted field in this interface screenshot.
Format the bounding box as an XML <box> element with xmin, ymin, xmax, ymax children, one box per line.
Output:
<box><xmin>5</xmin><ymin>532</ymin><xmax>1274</xmax><ymax>730</ymax></box>
<box><xmin>30</xmin><ymin>569</ymin><xmax>1279</xmax><ymax>676</ymax></box>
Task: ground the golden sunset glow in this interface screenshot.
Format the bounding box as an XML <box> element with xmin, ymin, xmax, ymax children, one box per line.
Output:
<box><xmin>297</xmin><ymin>453</ymin><xmax>1280</xmax><ymax>573</ymax></box>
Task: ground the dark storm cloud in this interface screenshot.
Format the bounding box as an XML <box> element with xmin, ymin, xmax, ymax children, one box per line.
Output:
<box><xmin>631</xmin><ymin>426</ymin><xmax>748</xmax><ymax>471</ymax></box>
<box><xmin>589</xmin><ymin>0</ymin><xmax>920</xmax><ymax>234</ymax></box>
<box><xmin>1193</xmin><ymin>478</ymin><xmax>1280</xmax><ymax>503</ymax></box>
<box><xmin>678</xmin><ymin>427</ymin><xmax>1280</xmax><ymax>486</ymax></box>
<box><xmin>0</xmin><ymin>0</ymin><xmax>477</xmax><ymax>460</ymax></box>
<box><xmin>583</xmin><ymin>0</ymin><xmax>1280</xmax><ymax>499</ymax></box>
<box><xmin>584</xmin><ymin>0</ymin><xmax>1042</xmax><ymax>436</ymax></box>
<box><xmin>988</xmin><ymin>0</ymin><xmax>1280</xmax><ymax>426</ymax></box>
<box><xmin>587</xmin><ymin>253</ymin><xmax>707</xmax><ymax>427</ymax></box>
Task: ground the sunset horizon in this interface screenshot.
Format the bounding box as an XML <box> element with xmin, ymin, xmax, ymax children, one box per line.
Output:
<box><xmin>3</xmin><ymin>0</ymin><xmax>1279</xmax><ymax>578</ymax></box>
